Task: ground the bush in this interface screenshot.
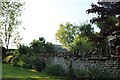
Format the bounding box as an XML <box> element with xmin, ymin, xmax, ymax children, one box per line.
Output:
<box><xmin>88</xmin><ymin>66</ymin><xmax>114</xmax><ymax>78</ymax></box>
<box><xmin>3</xmin><ymin>50</ymin><xmax>19</xmax><ymax>64</ymax></box>
<box><xmin>75</xmin><ymin>68</ymin><xmax>88</xmax><ymax>78</ymax></box>
<box><xmin>75</xmin><ymin>66</ymin><xmax>114</xmax><ymax>79</ymax></box>
<box><xmin>44</xmin><ymin>64</ymin><xmax>66</xmax><ymax>76</ymax></box>
<box><xmin>31</xmin><ymin>56</ymin><xmax>46</xmax><ymax>71</ymax></box>
<box><xmin>11</xmin><ymin>54</ymin><xmax>46</xmax><ymax>71</ymax></box>
<box><xmin>12</xmin><ymin>55</ymin><xmax>25</xmax><ymax>67</ymax></box>
<box><xmin>21</xmin><ymin>55</ymin><xmax>32</xmax><ymax>69</ymax></box>
<box><xmin>67</xmin><ymin>62</ymin><xmax>75</xmax><ymax>78</ymax></box>
<box><xmin>4</xmin><ymin>55</ymin><xmax>13</xmax><ymax>64</ymax></box>
<box><xmin>87</xmin><ymin>66</ymin><xmax>101</xmax><ymax>78</ymax></box>
<box><xmin>18</xmin><ymin>44</ymin><xmax>31</xmax><ymax>55</ymax></box>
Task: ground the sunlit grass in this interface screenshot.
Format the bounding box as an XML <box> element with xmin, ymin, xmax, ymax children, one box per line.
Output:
<box><xmin>2</xmin><ymin>63</ymin><xmax>65</xmax><ymax>80</ymax></box>
<box><xmin>0</xmin><ymin>62</ymin><xmax>2</xmax><ymax>79</ymax></box>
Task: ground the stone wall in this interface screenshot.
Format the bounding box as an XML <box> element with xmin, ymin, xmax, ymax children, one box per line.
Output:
<box><xmin>49</xmin><ymin>56</ymin><xmax>119</xmax><ymax>75</ymax></box>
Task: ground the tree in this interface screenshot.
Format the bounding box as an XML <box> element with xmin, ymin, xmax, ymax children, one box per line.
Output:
<box><xmin>56</xmin><ymin>22</ymin><xmax>79</xmax><ymax>49</ymax></box>
<box><xmin>0</xmin><ymin>1</ymin><xmax>25</xmax><ymax>50</ymax></box>
<box><xmin>18</xmin><ymin>44</ymin><xmax>31</xmax><ymax>55</ymax></box>
<box><xmin>71</xmin><ymin>35</ymin><xmax>95</xmax><ymax>53</ymax></box>
<box><xmin>30</xmin><ymin>38</ymin><xmax>46</xmax><ymax>53</ymax></box>
<box><xmin>86</xmin><ymin>1</ymin><xmax>120</xmax><ymax>73</ymax></box>
<box><xmin>56</xmin><ymin>22</ymin><xmax>95</xmax><ymax>52</ymax></box>
<box><xmin>86</xmin><ymin>1</ymin><xmax>120</xmax><ymax>57</ymax></box>
<box><xmin>30</xmin><ymin>37</ymin><xmax>54</xmax><ymax>53</ymax></box>
<box><xmin>45</xmin><ymin>42</ymin><xmax>54</xmax><ymax>53</ymax></box>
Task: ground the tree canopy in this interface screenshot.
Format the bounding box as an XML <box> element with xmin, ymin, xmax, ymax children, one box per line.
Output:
<box><xmin>86</xmin><ymin>1</ymin><xmax>120</xmax><ymax>57</ymax></box>
<box><xmin>0</xmin><ymin>1</ymin><xmax>25</xmax><ymax>49</ymax></box>
<box><xmin>56</xmin><ymin>22</ymin><xmax>78</xmax><ymax>48</ymax></box>
<box><xmin>56</xmin><ymin>22</ymin><xmax>95</xmax><ymax>52</ymax></box>
<box><xmin>30</xmin><ymin>37</ymin><xmax>54</xmax><ymax>54</ymax></box>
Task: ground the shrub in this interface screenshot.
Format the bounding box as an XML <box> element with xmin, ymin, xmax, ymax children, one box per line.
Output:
<box><xmin>88</xmin><ymin>66</ymin><xmax>114</xmax><ymax>78</ymax></box>
<box><xmin>4</xmin><ymin>55</ymin><xmax>13</xmax><ymax>64</ymax></box>
<box><xmin>31</xmin><ymin>57</ymin><xmax>46</xmax><ymax>71</ymax></box>
<box><xmin>44</xmin><ymin>64</ymin><xmax>66</xmax><ymax>76</ymax></box>
<box><xmin>75</xmin><ymin>66</ymin><xmax>114</xmax><ymax>79</ymax></box>
<box><xmin>21</xmin><ymin>55</ymin><xmax>32</xmax><ymax>69</ymax></box>
<box><xmin>12</xmin><ymin>56</ymin><xmax>25</xmax><ymax>67</ymax></box>
<box><xmin>18</xmin><ymin>44</ymin><xmax>31</xmax><ymax>55</ymax></box>
<box><xmin>3</xmin><ymin>50</ymin><xmax>19</xmax><ymax>64</ymax></box>
<box><xmin>11</xmin><ymin>54</ymin><xmax>46</xmax><ymax>71</ymax></box>
<box><xmin>75</xmin><ymin>68</ymin><xmax>88</xmax><ymax>78</ymax></box>
<box><xmin>87</xmin><ymin>66</ymin><xmax>101</xmax><ymax>78</ymax></box>
<box><xmin>67</xmin><ymin>62</ymin><xmax>75</xmax><ymax>78</ymax></box>
<box><xmin>11</xmin><ymin>55</ymin><xmax>18</xmax><ymax>66</ymax></box>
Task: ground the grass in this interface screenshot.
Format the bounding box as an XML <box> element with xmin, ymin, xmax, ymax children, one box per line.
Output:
<box><xmin>1</xmin><ymin>63</ymin><xmax>66</xmax><ymax>80</ymax></box>
<box><xmin>0</xmin><ymin>62</ymin><xmax>2</xmax><ymax>79</ymax></box>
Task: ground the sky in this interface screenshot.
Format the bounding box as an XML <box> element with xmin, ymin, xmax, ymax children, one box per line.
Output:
<box><xmin>19</xmin><ymin>0</ymin><xmax>98</xmax><ymax>46</ymax></box>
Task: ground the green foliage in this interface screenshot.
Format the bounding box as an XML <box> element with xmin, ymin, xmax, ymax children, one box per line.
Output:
<box><xmin>87</xmin><ymin>1</ymin><xmax>120</xmax><ymax>56</ymax></box>
<box><xmin>30</xmin><ymin>39</ymin><xmax>45</xmax><ymax>53</ymax></box>
<box><xmin>12</xmin><ymin>55</ymin><xmax>24</xmax><ymax>67</ymax></box>
<box><xmin>87</xmin><ymin>66</ymin><xmax>101</xmax><ymax>78</ymax></box>
<box><xmin>32</xmin><ymin>37</ymin><xmax>45</xmax><ymax>52</ymax></box>
<box><xmin>30</xmin><ymin>56</ymin><xmax>46</xmax><ymax>71</ymax></box>
<box><xmin>14</xmin><ymin>58</ymin><xmax>25</xmax><ymax>67</ymax></box>
<box><xmin>88</xmin><ymin>66</ymin><xmax>115</xmax><ymax>79</ymax></box>
<box><xmin>0</xmin><ymin>1</ymin><xmax>25</xmax><ymax>49</ymax></box>
<box><xmin>12</xmin><ymin>54</ymin><xmax>46</xmax><ymax>71</ymax></box>
<box><xmin>56</xmin><ymin>22</ymin><xmax>79</xmax><ymax>48</ymax></box>
<box><xmin>2</xmin><ymin>63</ymin><xmax>62</xmax><ymax>79</ymax></box>
<box><xmin>75</xmin><ymin>68</ymin><xmax>88</xmax><ymax>78</ymax></box>
<box><xmin>18</xmin><ymin>44</ymin><xmax>31</xmax><ymax>55</ymax></box>
<box><xmin>75</xmin><ymin>66</ymin><xmax>114</xmax><ymax>79</ymax></box>
<box><xmin>3</xmin><ymin>50</ymin><xmax>19</xmax><ymax>64</ymax></box>
<box><xmin>79</xmin><ymin>23</ymin><xmax>95</xmax><ymax>38</ymax></box>
<box><xmin>45</xmin><ymin>42</ymin><xmax>54</xmax><ymax>53</ymax></box>
<box><xmin>71</xmin><ymin>35</ymin><xmax>95</xmax><ymax>52</ymax></box>
<box><xmin>4</xmin><ymin>55</ymin><xmax>13</xmax><ymax>64</ymax></box>
<box><xmin>67</xmin><ymin>62</ymin><xmax>75</xmax><ymax>78</ymax></box>
<box><xmin>56</xmin><ymin>22</ymin><xmax>95</xmax><ymax>52</ymax></box>
<box><xmin>11</xmin><ymin>37</ymin><xmax>54</xmax><ymax>71</ymax></box>
<box><xmin>44</xmin><ymin>64</ymin><xmax>66</xmax><ymax>76</ymax></box>
<box><xmin>30</xmin><ymin>37</ymin><xmax>54</xmax><ymax>54</ymax></box>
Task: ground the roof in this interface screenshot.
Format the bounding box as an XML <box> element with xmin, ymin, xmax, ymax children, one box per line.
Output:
<box><xmin>53</xmin><ymin>44</ymin><xmax>68</xmax><ymax>53</ymax></box>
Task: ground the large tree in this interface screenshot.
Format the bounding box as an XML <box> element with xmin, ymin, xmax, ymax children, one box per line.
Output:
<box><xmin>86</xmin><ymin>1</ymin><xmax>120</xmax><ymax>61</ymax></box>
<box><xmin>56</xmin><ymin>22</ymin><xmax>95</xmax><ymax>52</ymax></box>
<box><xmin>86</xmin><ymin>2</ymin><xmax>120</xmax><ymax>76</ymax></box>
<box><xmin>56</xmin><ymin>22</ymin><xmax>79</xmax><ymax>49</ymax></box>
<box><xmin>0</xmin><ymin>1</ymin><xmax>24</xmax><ymax>50</ymax></box>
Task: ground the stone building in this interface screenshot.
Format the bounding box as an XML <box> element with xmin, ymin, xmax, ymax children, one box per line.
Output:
<box><xmin>53</xmin><ymin>44</ymin><xmax>68</xmax><ymax>53</ymax></box>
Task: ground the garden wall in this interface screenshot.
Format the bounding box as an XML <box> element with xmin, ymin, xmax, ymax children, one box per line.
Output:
<box><xmin>49</xmin><ymin>56</ymin><xmax>119</xmax><ymax>75</ymax></box>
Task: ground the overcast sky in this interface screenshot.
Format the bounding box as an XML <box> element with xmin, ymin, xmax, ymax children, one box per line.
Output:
<box><xmin>19</xmin><ymin>0</ymin><xmax>98</xmax><ymax>46</ymax></box>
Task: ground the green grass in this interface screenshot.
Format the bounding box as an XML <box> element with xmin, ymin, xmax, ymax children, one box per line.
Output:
<box><xmin>1</xmin><ymin>63</ymin><xmax>66</xmax><ymax>80</ymax></box>
<box><xmin>0</xmin><ymin>62</ymin><xmax>2</xmax><ymax>79</ymax></box>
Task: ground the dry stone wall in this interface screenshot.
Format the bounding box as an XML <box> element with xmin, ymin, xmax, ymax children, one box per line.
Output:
<box><xmin>49</xmin><ymin>56</ymin><xmax>119</xmax><ymax>75</ymax></box>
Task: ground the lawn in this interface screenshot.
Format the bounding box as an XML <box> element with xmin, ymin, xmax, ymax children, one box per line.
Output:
<box><xmin>0</xmin><ymin>62</ymin><xmax>2</xmax><ymax>79</ymax></box>
<box><xmin>1</xmin><ymin>63</ymin><xmax>65</xmax><ymax>80</ymax></box>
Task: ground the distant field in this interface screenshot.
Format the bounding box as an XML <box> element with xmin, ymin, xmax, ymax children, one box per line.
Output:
<box><xmin>1</xmin><ymin>63</ymin><xmax>65</xmax><ymax>80</ymax></box>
